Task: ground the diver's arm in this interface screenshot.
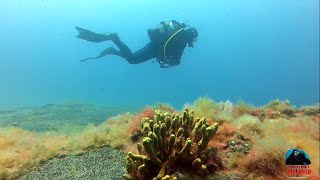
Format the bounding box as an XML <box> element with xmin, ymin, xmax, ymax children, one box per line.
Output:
<box><xmin>159</xmin><ymin>58</ymin><xmax>179</xmax><ymax>68</ymax></box>
<box><xmin>160</xmin><ymin>59</ymin><xmax>180</xmax><ymax>68</ymax></box>
<box><xmin>160</xmin><ymin>63</ymin><xmax>179</xmax><ymax>68</ymax></box>
<box><xmin>171</xmin><ymin>49</ymin><xmax>183</xmax><ymax>65</ymax></box>
<box><xmin>161</xmin><ymin>49</ymin><xmax>182</xmax><ymax>68</ymax></box>
<box><xmin>160</xmin><ymin>64</ymin><xmax>171</xmax><ymax>68</ymax></box>
<box><xmin>170</xmin><ymin>58</ymin><xmax>181</xmax><ymax>66</ymax></box>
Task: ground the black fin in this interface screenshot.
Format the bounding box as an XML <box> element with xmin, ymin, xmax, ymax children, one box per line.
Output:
<box><xmin>75</xmin><ymin>26</ymin><xmax>110</xmax><ymax>43</ymax></box>
<box><xmin>80</xmin><ymin>47</ymin><xmax>116</xmax><ymax>62</ymax></box>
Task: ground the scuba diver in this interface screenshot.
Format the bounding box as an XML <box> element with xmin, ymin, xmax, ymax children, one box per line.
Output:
<box><xmin>285</xmin><ymin>149</ymin><xmax>311</xmax><ymax>165</ymax></box>
<box><xmin>75</xmin><ymin>20</ymin><xmax>198</xmax><ymax>68</ymax></box>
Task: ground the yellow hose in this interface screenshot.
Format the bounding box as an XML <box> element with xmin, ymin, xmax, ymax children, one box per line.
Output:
<box><xmin>163</xmin><ymin>28</ymin><xmax>184</xmax><ymax>59</ymax></box>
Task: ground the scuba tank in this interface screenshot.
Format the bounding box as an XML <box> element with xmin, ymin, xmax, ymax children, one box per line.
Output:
<box><xmin>147</xmin><ymin>20</ymin><xmax>186</xmax><ymax>43</ymax></box>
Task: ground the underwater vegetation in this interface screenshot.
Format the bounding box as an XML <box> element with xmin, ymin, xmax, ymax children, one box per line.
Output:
<box><xmin>126</xmin><ymin>99</ymin><xmax>319</xmax><ymax>179</ymax></box>
<box><xmin>0</xmin><ymin>111</ymin><xmax>133</xmax><ymax>179</ymax></box>
<box><xmin>0</xmin><ymin>97</ymin><xmax>319</xmax><ymax>179</ymax></box>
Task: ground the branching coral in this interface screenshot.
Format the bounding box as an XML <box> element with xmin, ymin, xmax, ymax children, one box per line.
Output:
<box><xmin>123</xmin><ymin>109</ymin><xmax>224</xmax><ymax>180</ymax></box>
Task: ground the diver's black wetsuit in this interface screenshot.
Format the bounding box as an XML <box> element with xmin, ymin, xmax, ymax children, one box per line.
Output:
<box><xmin>111</xmin><ymin>38</ymin><xmax>159</xmax><ymax>64</ymax></box>
<box><xmin>76</xmin><ymin>20</ymin><xmax>197</xmax><ymax>68</ymax></box>
<box><xmin>109</xmin><ymin>28</ymin><xmax>193</xmax><ymax>67</ymax></box>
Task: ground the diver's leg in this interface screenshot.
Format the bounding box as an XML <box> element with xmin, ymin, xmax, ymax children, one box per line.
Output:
<box><xmin>80</xmin><ymin>34</ymin><xmax>157</xmax><ymax>64</ymax></box>
<box><xmin>128</xmin><ymin>42</ymin><xmax>157</xmax><ymax>64</ymax></box>
<box><xmin>111</xmin><ymin>38</ymin><xmax>157</xmax><ymax>64</ymax></box>
<box><xmin>110</xmin><ymin>37</ymin><xmax>134</xmax><ymax>60</ymax></box>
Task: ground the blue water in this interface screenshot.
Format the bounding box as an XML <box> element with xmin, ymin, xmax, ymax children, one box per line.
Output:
<box><xmin>0</xmin><ymin>0</ymin><xmax>319</xmax><ymax>110</ymax></box>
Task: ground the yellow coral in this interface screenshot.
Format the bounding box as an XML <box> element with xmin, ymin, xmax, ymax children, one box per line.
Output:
<box><xmin>124</xmin><ymin>109</ymin><xmax>223</xmax><ymax>179</ymax></box>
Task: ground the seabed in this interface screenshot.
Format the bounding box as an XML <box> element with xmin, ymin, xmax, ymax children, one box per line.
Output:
<box><xmin>0</xmin><ymin>97</ymin><xmax>319</xmax><ymax>180</ymax></box>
